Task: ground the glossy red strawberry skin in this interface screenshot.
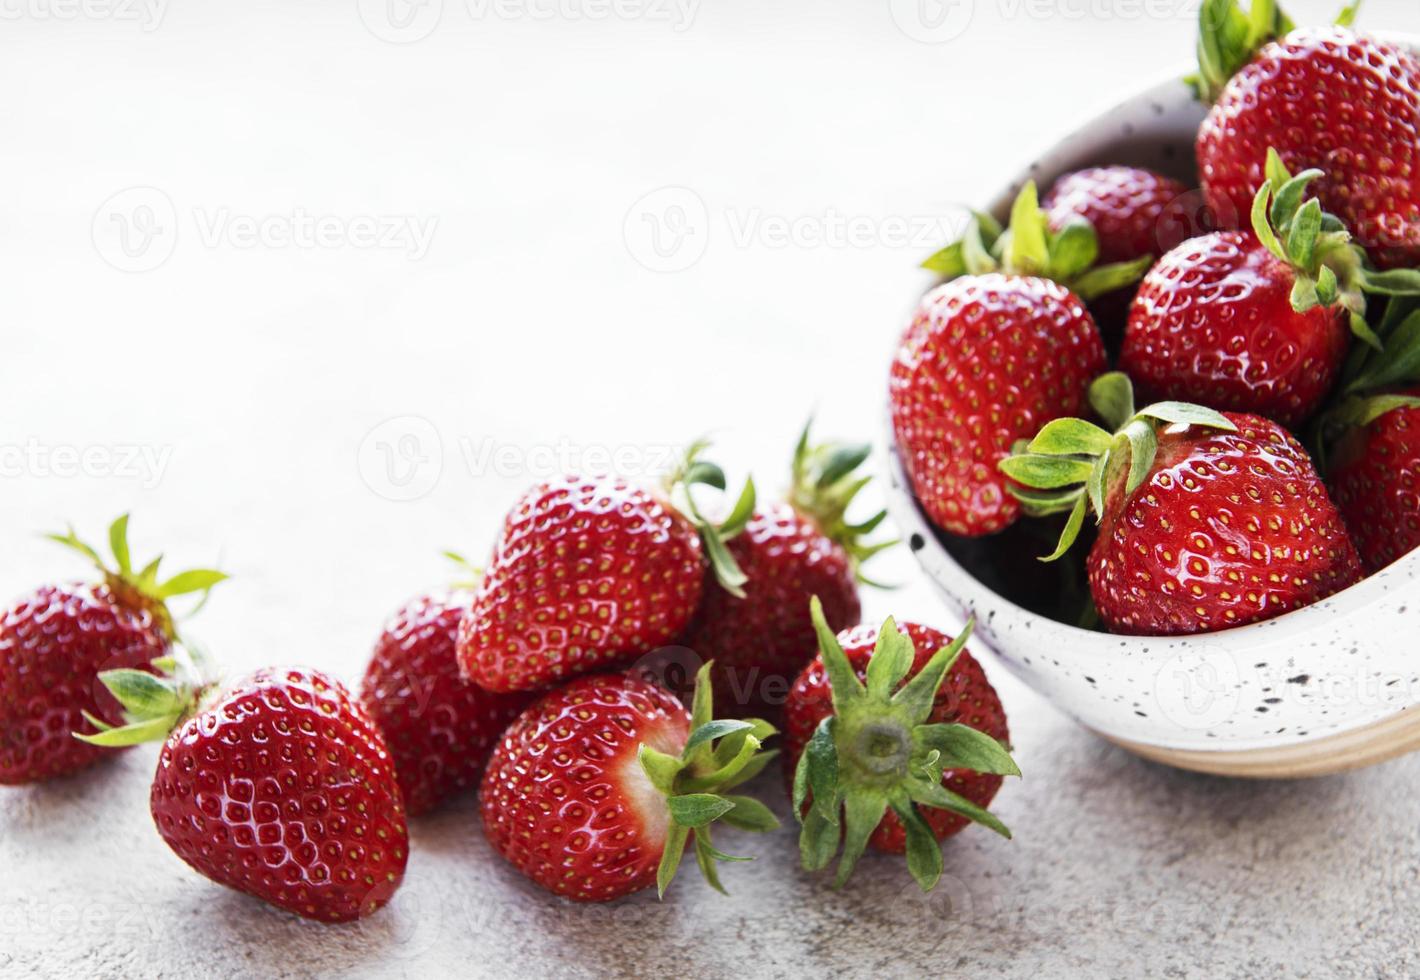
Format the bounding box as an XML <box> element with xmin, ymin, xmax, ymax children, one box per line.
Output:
<box><xmin>1090</xmin><ymin>413</ymin><xmax>1362</xmax><ymax>635</ymax></box>
<box><xmin>361</xmin><ymin>591</ymin><xmax>532</xmax><ymax>816</ymax></box>
<box><xmin>0</xmin><ymin>582</ymin><xmax>168</xmax><ymax>785</ymax></box>
<box><xmin>891</xmin><ymin>274</ymin><xmax>1107</xmax><ymax>537</ymax></box>
<box><xmin>150</xmin><ymin>667</ymin><xmax>408</xmax><ymax>923</ymax></box>
<box><xmin>457</xmin><ymin>475</ymin><xmax>705</xmax><ymax>693</ymax></box>
<box><xmin>784</xmin><ymin>622</ymin><xmax>1008</xmax><ymax>853</ymax></box>
<box><xmin>1119</xmin><ymin>231</ymin><xmax>1350</xmax><ymax>428</ymax></box>
<box><xmin>480</xmin><ymin>672</ymin><xmax>689</xmax><ymax>902</ymax></box>
<box><xmin>1198</xmin><ymin>27</ymin><xmax>1420</xmax><ymax>270</ymax></box>
<box><xmin>1043</xmin><ymin>166</ymin><xmax>1201</xmax><ymax>266</ymax></box>
<box><xmin>679</xmin><ymin>503</ymin><xmax>860</xmax><ymax>716</ymax></box>
<box><xmin>1329</xmin><ymin>394</ymin><xmax>1420</xmax><ymax>574</ymax></box>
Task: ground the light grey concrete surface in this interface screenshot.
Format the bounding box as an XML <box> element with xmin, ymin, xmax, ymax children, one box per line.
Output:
<box><xmin>4</xmin><ymin>2</ymin><xmax>1420</xmax><ymax>978</ymax></box>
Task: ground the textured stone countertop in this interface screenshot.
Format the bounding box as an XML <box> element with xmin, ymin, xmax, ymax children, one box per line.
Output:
<box><xmin>4</xmin><ymin>2</ymin><xmax>1419</xmax><ymax>977</ymax></box>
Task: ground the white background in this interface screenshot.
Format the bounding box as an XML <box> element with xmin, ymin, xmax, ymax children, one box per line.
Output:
<box><xmin>4</xmin><ymin>2</ymin><xmax>1420</xmax><ymax>978</ymax></box>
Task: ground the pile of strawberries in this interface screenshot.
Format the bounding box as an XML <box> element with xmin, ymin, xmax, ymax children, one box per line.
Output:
<box><xmin>6</xmin><ymin>0</ymin><xmax>1419</xmax><ymax>929</ymax></box>
<box><xmin>0</xmin><ymin>433</ymin><xmax>1019</xmax><ymax>921</ymax></box>
<box><xmin>893</xmin><ymin>1</ymin><xmax>1420</xmax><ymax>636</ymax></box>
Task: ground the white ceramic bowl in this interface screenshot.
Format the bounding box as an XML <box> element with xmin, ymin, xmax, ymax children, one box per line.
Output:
<box><xmin>886</xmin><ymin>56</ymin><xmax>1420</xmax><ymax>778</ymax></box>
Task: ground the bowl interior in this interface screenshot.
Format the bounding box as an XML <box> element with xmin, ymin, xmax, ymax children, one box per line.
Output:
<box><xmin>888</xmin><ymin>70</ymin><xmax>1420</xmax><ymax>756</ymax></box>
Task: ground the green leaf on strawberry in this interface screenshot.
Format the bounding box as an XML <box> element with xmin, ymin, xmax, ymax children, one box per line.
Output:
<box><xmin>920</xmin><ymin>182</ymin><xmax>1152</xmax><ymax>300</ymax></box>
<box><xmin>45</xmin><ymin>514</ymin><xmax>228</xmax><ymax>643</ymax></box>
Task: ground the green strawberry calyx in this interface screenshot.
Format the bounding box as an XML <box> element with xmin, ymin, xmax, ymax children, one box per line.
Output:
<box><xmin>788</xmin><ymin>419</ymin><xmax>896</xmax><ymax>586</ymax></box>
<box><xmin>1189</xmin><ymin>0</ymin><xmax>1298</xmax><ymax>103</ymax></box>
<box><xmin>73</xmin><ymin>643</ymin><xmax>221</xmax><ymax>748</ymax></box>
<box><xmin>636</xmin><ymin>662</ymin><xmax>780</xmax><ymax>898</ymax></box>
<box><xmin>999</xmin><ymin>372</ymin><xmax>1238</xmax><ymax>560</ymax></box>
<box><xmin>1248</xmin><ymin>150</ymin><xmax>1382</xmax><ymax>349</ymax></box>
<box><xmin>46</xmin><ymin>513</ymin><xmax>228</xmax><ymax>643</ymax></box>
<box><xmin>920</xmin><ymin>181</ymin><xmax>1153</xmax><ymax>301</ymax></box>
<box><xmin>664</xmin><ymin>440</ymin><xmax>756</xmax><ymax>598</ymax></box>
<box><xmin>792</xmin><ymin>599</ymin><xmax>1020</xmax><ymax>893</ymax></box>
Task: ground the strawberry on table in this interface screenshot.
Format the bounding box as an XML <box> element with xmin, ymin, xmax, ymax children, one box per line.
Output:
<box><xmin>1193</xmin><ymin>0</ymin><xmax>1420</xmax><ymax>269</ymax></box>
<box><xmin>456</xmin><ymin>443</ymin><xmax>755</xmax><ymax>694</ymax></box>
<box><xmin>479</xmin><ymin>663</ymin><xmax>778</xmax><ymax>902</ymax></box>
<box><xmin>0</xmin><ymin>515</ymin><xmax>226</xmax><ymax>785</ymax></box>
<box><xmin>678</xmin><ymin>423</ymin><xmax>891</xmax><ymax>716</ymax></box>
<box><xmin>360</xmin><ymin>564</ymin><xmax>532</xmax><ymax>816</ymax></box>
<box><xmin>899</xmin><ymin>183</ymin><xmax>1148</xmax><ymax>537</ymax></box>
<box><xmin>80</xmin><ymin>656</ymin><xmax>408</xmax><ymax>923</ymax></box>
<box><xmin>1001</xmin><ymin>373</ymin><xmax>1363</xmax><ymax>635</ymax></box>
<box><xmin>784</xmin><ymin>601</ymin><xmax>1017</xmax><ymax>891</ymax></box>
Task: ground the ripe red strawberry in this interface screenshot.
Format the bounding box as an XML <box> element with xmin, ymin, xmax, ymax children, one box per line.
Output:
<box><xmin>678</xmin><ymin>424</ymin><xmax>891</xmax><ymax>715</ymax></box>
<box><xmin>1121</xmin><ymin>157</ymin><xmax>1380</xmax><ymax>427</ymax></box>
<box><xmin>1002</xmin><ymin>373</ymin><xmax>1363</xmax><ymax>634</ymax></box>
<box><xmin>0</xmin><ymin>515</ymin><xmax>225</xmax><ymax>785</ymax></box>
<box><xmin>457</xmin><ymin>445</ymin><xmax>754</xmax><ymax>693</ymax></box>
<box><xmin>1325</xmin><ymin>390</ymin><xmax>1420</xmax><ymax>573</ymax></box>
<box><xmin>82</xmin><ymin>659</ymin><xmax>408</xmax><ymax>923</ymax></box>
<box><xmin>1043</xmin><ymin>166</ymin><xmax>1204</xmax><ymax>268</ymax></box>
<box><xmin>784</xmin><ymin>602</ymin><xmax>1017</xmax><ymax>891</ymax></box>
<box><xmin>1193</xmin><ymin>5</ymin><xmax>1420</xmax><ymax>269</ymax></box>
<box><xmin>360</xmin><ymin>581</ymin><xmax>531</xmax><ymax>816</ymax></box>
<box><xmin>480</xmin><ymin>664</ymin><xmax>778</xmax><ymax>902</ymax></box>
<box><xmin>901</xmin><ymin>183</ymin><xmax>1147</xmax><ymax>536</ymax></box>
<box><xmin>1042</xmin><ymin>166</ymin><xmax>1214</xmax><ymax>347</ymax></box>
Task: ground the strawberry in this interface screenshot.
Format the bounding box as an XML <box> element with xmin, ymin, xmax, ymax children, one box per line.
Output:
<box><xmin>360</xmin><ymin>571</ymin><xmax>532</xmax><ymax>816</ymax></box>
<box><xmin>1192</xmin><ymin>2</ymin><xmax>1420</xmax><ymax>269</ymax></box>
<box><xmin>480</xmin><ymin>664</ymin><xmax>778</xmax><ymax>902</ymax></box>
<box><xmin>1119</xmin><ymin>154</ymin><xmax>1399</xmax><ymax>427</ymax></box>
<box><xmin>678</xmin><ymin>423</ymin><xmax>891</xmax><ymax>715</ymax></box>
<box><xmin>457</xmin><ymin>444</ymin><xmax>754</xmax><ymax>693</ymax></box>
<box><xmin>1042</xmin><ymin>166</ymin><xmax>1213</xmax><ymax>347</ymax></box>
<box><xmin>0</xmin><ymin>515</ymin><xmax>225</xmax><ymax>785</ymax></box>
<box><xmin>1001</xmin><ymin>373</ymin><xmax>1363</xmax><ymax>635</ymax></box>
<box><xmin>81</xmin><ymin>656</ymin><xmax>408</xmax><ymax>923</ymax></box>
<box><xmin>901</xmin><ymin>183</ymin><xmax>1146</xmax><ymax>536</ymax></box>
<box><xmin>1327</xmin><ymin>390</ymin><xmax>1420</xmax><ymax>573</ymax></box>
<box><xmin>1042</xmin><ymin>166</ymin><xmax>1205</xmax><ymax>268</ymax></box>
<box><xmin>784</xmin><ymin>602</ymin><xmax>1017</xmax><ymax>891</ymax></box>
